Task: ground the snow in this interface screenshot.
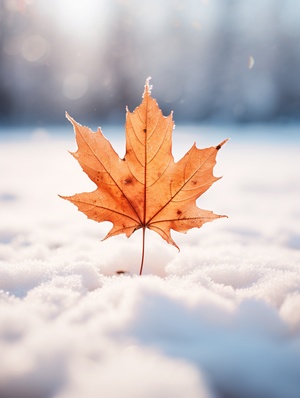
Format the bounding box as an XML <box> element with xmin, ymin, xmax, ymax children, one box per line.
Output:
<box><xmin>0</xmin><ymin>125</ymin><xmax>300</xmax><ymax>398</ymax></box>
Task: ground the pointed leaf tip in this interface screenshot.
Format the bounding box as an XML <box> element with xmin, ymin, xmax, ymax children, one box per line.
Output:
<box><xmin>216</xmin><ymin>138</ymin><xmax>229</xmax><ymax>150</ymax></box>
<box><xmin>143</xmin><ymin>76</ymin><xmax>152</xmax><ymax>97</ymax></box>
<box><xmin>65</xmin><ymin>111</ymin><xmax>74</xmax><ymax>124</ymax></box>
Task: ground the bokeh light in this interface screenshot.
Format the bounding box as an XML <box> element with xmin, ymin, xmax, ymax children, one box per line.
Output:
<box><xmin>0</xmin><ymin>0</ymin><xmax>300</xmax><ymax>125</ymax></box>
<box><xmin>63</xmin><ymin>73</ymin><xmax>89</xmax><ymax>100</ymax></box>
<box><xmin>21</xmin><ymin>35</ymin><xmax>48</xmax><ymax>62</ymax></box>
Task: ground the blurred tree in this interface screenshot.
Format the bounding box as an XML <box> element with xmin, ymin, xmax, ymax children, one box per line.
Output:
<box><xmin>0</xmin><ymin>2</ymin><xmax>13</xmax><ymax>121</ymax></box>
<box><xmin>0</xmin><ymin>0</ymin><xmax>300</xmax><ymax>126</ymax></box>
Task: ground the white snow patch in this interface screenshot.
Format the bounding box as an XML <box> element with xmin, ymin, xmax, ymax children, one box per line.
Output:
<box><xmin>0</xmin><ymin>128</ymin><xmax>300</xmax><ymax>398</ymax></box>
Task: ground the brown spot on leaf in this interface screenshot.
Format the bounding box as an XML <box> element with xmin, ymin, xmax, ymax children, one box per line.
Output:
<box><xmin>124</xmin><ymin>178</ymin><xmax>133</xmax><ymax>184</ymax></box>
<box><xmin>177</xmin><ymin>210</ymin><xmax>182</xmax><ymax>216</ymax></box>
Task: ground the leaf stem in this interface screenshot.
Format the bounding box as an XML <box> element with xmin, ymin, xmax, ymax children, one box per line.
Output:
<box><xmin>139</xmin><ymin>227</ymin><xmax>146</xmax><ymax>275</ymax></box>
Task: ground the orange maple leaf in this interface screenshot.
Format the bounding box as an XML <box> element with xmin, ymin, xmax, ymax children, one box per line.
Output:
<box><xmin>60</xmin><ymin>78</ymin><xmax>228</xmax><ymax>274</ymax></box>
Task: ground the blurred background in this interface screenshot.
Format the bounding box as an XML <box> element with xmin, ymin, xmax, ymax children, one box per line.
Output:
<box><xmin>0</xmin><ymin>0</ymin><xmax>300</xmax><ymax>128</ymax></box>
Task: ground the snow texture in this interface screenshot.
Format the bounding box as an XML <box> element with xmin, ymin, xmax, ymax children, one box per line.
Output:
<box><xmin>0</xmin><ymin>126</ymin><xmax>300</xmax><ymax>398</ymax></box>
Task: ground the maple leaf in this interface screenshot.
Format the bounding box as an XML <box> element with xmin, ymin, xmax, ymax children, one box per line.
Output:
<box><xmin>60</xmin><ymin>78</ymin><xmax>228</xmax><ymax>274</ymax></box>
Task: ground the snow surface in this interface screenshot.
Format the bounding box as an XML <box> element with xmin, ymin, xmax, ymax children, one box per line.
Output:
<box><xmin>0</xmin><ymin>125</ymin><xmax>300</xmax><ymax>398</ymax></box>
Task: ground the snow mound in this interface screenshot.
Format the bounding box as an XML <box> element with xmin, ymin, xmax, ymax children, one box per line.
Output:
<box><xmin>0</xmin><ymin>129</ymin><xmax>300</xmax><ymax>398</ymax></box>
